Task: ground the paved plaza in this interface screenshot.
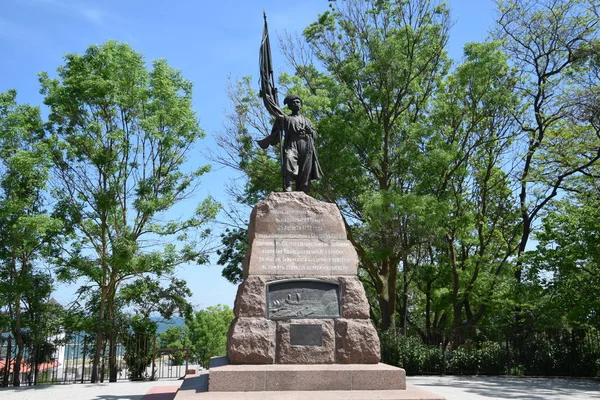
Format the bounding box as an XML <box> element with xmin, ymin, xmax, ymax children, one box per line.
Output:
<box><xmin>408</xmin><ymin>376</ymin><xmax>600</xmax><ymax>399</ymax></box>
<box><xmin>1</xmin><ymin>375</ymin><xmax>599</xmax><ymax>399</ymax></box>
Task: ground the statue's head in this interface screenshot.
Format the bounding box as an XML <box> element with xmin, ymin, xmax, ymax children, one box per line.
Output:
<box><xmin>284</xmin><ymin>95</ymin><xmax>302</xmax><ymax>109</ymax></box>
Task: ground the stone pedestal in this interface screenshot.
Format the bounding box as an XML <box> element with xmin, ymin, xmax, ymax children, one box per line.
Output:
<box><xmin>203</xmin><ymin>192</ymin><xmax>442</xmax><ymax>397</ymax></box>
<box><xmin>209</xmin><ymin>357</ymin><xmax>405</xmax><ymax>392</ymax></box>
<box><xmin>227</xmin><ymin>192</ymin><xmax>380</xmax><ymax>365</ymax></box>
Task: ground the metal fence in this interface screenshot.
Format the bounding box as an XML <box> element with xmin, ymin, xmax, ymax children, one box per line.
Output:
<box><xmin>6</xmin><ymin>326</ymin><xmax>597</xmax><ymax>386</ymax></box>
<box><xmin>381</xmin><ymin>326</ymin><xmax>600</xmax><ymax>377</ymax></box>
<box><xmin>0</xmin><ymin>332</ymin><xmax>192</xmax><ymax>387</ymax></box>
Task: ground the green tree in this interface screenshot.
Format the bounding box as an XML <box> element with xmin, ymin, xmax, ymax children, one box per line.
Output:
<box><xmin>0</xmin><ymin>89</ymin><xmax>63</xmax><ymax>386</ymax></box>
<box><xmin>409</xmin><ymin>41</ymin><xmax>521</xmax><ymax>337</ymax></box>
<box><xmin>186</xmin><ymin>305</ymin><xmax>233</xmax><ymax>368</ymax></box>
<box><xmin>216</xmin><ymin>0</ymin><xmax>528</xmax><ymax>339</ymax></box>
<box><xmin>119</xmin><ymin>276</ymin><xmax>193</xmax><ymax>321</ymax></box>
<box><xmin>217</xmin><ymin>0</ymin><xmax>600</xmax><ymax>342</ymax></box>
<box><xmin>216</xmin><ymin>227</ymin><xmax>247</xmax><ymax>285</ymax></box>
<box><xmin>526</xmin><ymin>194</ymin><xmax>600</xmax><ymax>328</ymax></box>
<box><xmin>23</xmin><ymin>296</ymin><xmax>64</xmax><ymax>385</ymax></box>
<box><xmin>523</xmin><ymin>42</ymin><xmax>600</xmax><ymax>325</ymax></box>
<box><xmin>159</xmin><ymin>326</ymin><xmax>189</xmax><ymax>365</ymax></box>
<box><xmin>494</xmin><ymin>0</ymin><xmax>600</xmax><ymax>287</ymax></box>
<box><xmin>219</xmin><ymin>0</ymin><xmax>452</xmax><ymax>332</ymax></box>
<box><xmin>123</xmin><ymin>315</ymin><xmax>157</xmax><ymax>381</ymax></box>
<box><xmin>40</xmin><ymin>41</ymin><xmax>219</xmax><ymax>382</ymax></box>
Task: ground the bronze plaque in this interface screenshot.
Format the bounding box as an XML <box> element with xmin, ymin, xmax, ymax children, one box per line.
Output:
<box><xmin>267</xmin><ymin>280</ymin><xmax>340</xmax><ymax>319</ymax></box>
<box><xmin>290</xmin><ymin>324</ymin><xmax>323</xmax><ymax>346</ymax></box>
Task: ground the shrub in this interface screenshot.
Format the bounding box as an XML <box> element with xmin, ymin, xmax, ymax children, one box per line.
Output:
<box><xmin>381</xmin><ymin>331</ymin><xmax>443</xmax><ymax>374</ymax></box>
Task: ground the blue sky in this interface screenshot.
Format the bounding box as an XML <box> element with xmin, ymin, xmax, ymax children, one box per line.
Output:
<box><xmin>0</xmin><ymin>0</ymin><xmax>496</xmax><ymax>310</ymax></box>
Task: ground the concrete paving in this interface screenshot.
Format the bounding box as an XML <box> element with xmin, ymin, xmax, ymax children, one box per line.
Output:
<box><xmin>0</xmin><ymin>379</ymin><xmax>182</xmax><ymax>400</ymax></box>
<box><xmin>1</xmin><ymin>375</ymin><xmax>599</xmax><ymax>400</ymax></box>
<box><xmin>407</xmin><ymin>376</ymin><xmax>600</xmax><ymax>400</ymax></box>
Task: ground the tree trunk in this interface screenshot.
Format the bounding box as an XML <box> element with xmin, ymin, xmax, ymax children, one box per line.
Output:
<box><xmin>108</xmin><ymin>331</ymin><xmax>117</xmax><ymax>382</ymax></box>
<box><xmin>425</xmin><ymin>280</ymin><xmax>432</xmax><ymax>343</ymax></box>
<box><xmin>91</xmin><ymin>285</ymin><xmax>108</xmax><ymax>383</ymax></box>
<box><xmin>379</xmin><ymin>296</ymin><xmax>394</xmax><ymax>332</ymax></box>
<box><xmin>377</xmin><ymin>258</ymin><xmax>398</xmax><ymax>332</ymax></box>
<box><xmin>514</xmin><ymin>205</ymin><xmax>531</xmax><ymax>283</ymax></box>
<box><xmin>2</xmin><ymin>337</ymin><xmax>11</xmax><ymax>387</ymax></box>
<box><xmin>447</xmin><ymin>234</ymin><xmax>463</xmax><ymax>339</ymax></box>
<box><xmin>90</xmin><ymin>328</ymin><xmax>103</xmax><ymax>383</ymax></box>
<box><xmin>12</xmin><ymin>302</ymin><xmax>23</xmax><ymax>387</ymax></box>
<box><xmin>107</xmin><ymin>289</ymin><xmax>118</xmax><ymax>383</ymax></box>
<box><xmin>400</xmin><ymin>255</ymin><xmax>410</xmax><ymax>335</ymax></box>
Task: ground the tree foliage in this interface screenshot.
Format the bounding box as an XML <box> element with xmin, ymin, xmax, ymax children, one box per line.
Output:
<box><xmin>123</xmin><ymin>315</ymin><xmax>157</xmax><ymax>381</ymax></box>
<box><xmin>159</xmin><ymin>326</ymin><xmax>190</xmax><ymax>366</ymax></box>
<box><xmin>39</xmin><ymin>40</ymin><xmax>219</xmax><ymax>382</ymax></box>
<box><xmin>1</xmin><ymin>0</ymin><xmax>600</xmax><ymax>382</ymax></box>
<box><xmin>185</xmin><ymin>304</ymin><xmax>233</xmax><ymax>368</ymax></box>
<box><xmin>494</xmin><ymin>0</ymin><xmax>600</xmax><ymax>283</ymax></box>
<box><xmin>0</xmin><ymin>89</ymin><xmax>64</xmax><ymax>386</ymax></box>
<box><xmin>216</xmin><ymin>0</ymin><xmax>600</xmax><ymax>341</ymax></box>
<box><xmin>525</xmin><ymin>191</ymin><xmax>600</xmax><ymax>327</ymax></box>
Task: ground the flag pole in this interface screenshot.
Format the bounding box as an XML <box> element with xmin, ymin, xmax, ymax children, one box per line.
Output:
<box><xmin>261</xmin><ymin>11</ymin><xmax>285</xmax><ymax>190</ymax></box>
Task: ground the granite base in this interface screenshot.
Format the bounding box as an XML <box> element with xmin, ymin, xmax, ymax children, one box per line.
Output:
<box><xmin>208</xmin><ymin>356</ymin><xmax>405</xmax><ymax>392</ymax></box>
<box><xmin>175</xmin><ymin>369</ymin><xmax>445</xmax><ymax>399</ymax></box>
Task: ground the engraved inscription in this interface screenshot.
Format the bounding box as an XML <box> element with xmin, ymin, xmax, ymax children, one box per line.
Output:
<box><xmin>267</xmin><ymin>280</ymin><xmax>340</xmax><ymax>319</ymax></box>
<box><xmin>246</xmin><ymin>200</ymin><xmax>358</xmax><ymax>276</ymax></box>
<box><xmin>269</xmin><ymin>209</ymin><xmax>310</xmax><ymax>215</ymax></box>
<box><xmin>254</xmin><ymin>207</ymin><xmax>345</xmax><ymax>240</ymax></box>
<box><xmin>256</xmin><ymin>232</ymin><xmax>345</xmax><ymax>239</ymax></box>
<box><xmin>290</xmin><ymin>324</ymin><xmax>323</xmax><ymax>346</ymax></box>
<box><xmin>253</xmin><ymin>240</ymin><xmax>356</xmax><ymax>274</ymax></box>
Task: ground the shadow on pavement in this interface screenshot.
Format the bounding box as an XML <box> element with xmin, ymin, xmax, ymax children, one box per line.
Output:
<box><xmin>411</xmin><ymin>376</ymin><xmax>600</xmax><ymax>399</ymax></box>
<box><xmin>0</xmin><ymin>384</ymin><xmax>55</xmax><ymax>391</ymax></box>
<box><xmin>176</xmin><ymin>372</ymin><xmax>208</xmax><ymax>393</ymax></box>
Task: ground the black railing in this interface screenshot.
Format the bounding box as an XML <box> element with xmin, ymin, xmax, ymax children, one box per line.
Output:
<box><xmin>5</xmin><ymin>326</ymin><xmax>596</xmax><ymax>386</ymax></box>
<box><xmin>381</xmin><ymin>326</ymin><xmax>600</xmax><ymax>377</ymax></box>
<box><xmin>0</xmin><ymin>332</ymin><xmax>192</xmax><ymax>387</ymax></box>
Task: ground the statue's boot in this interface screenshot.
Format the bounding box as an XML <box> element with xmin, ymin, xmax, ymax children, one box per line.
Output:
<box><xmin>284</xmin><ymin>177</ymin><xmax>293</xmax><ymax>192</ymax></box>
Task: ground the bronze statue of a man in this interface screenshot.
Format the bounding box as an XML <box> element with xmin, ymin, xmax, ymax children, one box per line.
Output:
<box><xmin>257</xmin><ymin>94</ymin><xmax>322</xmax><ymax>193</ymax></box>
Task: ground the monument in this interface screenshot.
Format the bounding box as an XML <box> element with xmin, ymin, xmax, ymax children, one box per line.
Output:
<box><xmin>184</xmin><ymin>13</ymin><xmax>445</xmax><ymax>399</ymax></box>
<box><xmin>227</xmin><ymin>192</ymin><xmax>381</xmax><ymax>367</ymax></box>
<box><xmin>202</xmin><ymin>193</ymin><xmax>444</xmax><ymax>399</ymax></box>
<box><xmin>208</xmin><ymin>191</ymin><xmax>405</xmax><ymax>392</ymax></box>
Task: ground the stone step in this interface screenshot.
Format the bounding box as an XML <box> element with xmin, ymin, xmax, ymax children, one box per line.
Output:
<box><xmin>175</xmin><ymin>370</ymin><xmax>446</xmax><ymax>399</ymax></box>
<box><xmin>208</xmin><ymin>357</ymin><xmax>405</xmax><ymax>392</ymax></box>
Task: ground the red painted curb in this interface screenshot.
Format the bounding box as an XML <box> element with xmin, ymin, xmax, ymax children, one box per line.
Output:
<box><xmin>141</xmin><ymin>385</ymin><xmax>180</xmax><ymax>400</ymax></box>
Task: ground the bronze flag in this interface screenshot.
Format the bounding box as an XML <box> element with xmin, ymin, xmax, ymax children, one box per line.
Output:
<box><xmin>259</xmin><ymin>11</ymin><xmax>279</xmax><ymax>107</ymax></box>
